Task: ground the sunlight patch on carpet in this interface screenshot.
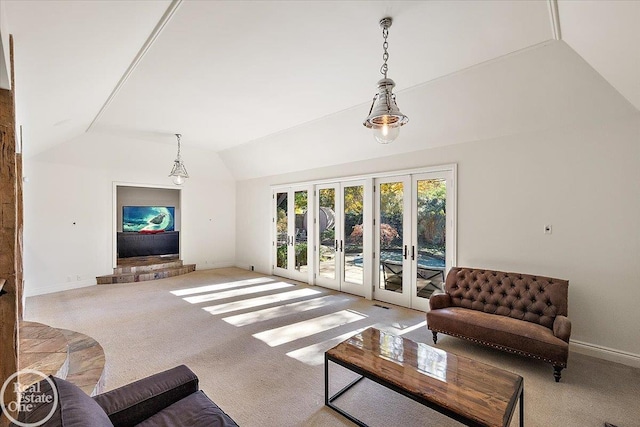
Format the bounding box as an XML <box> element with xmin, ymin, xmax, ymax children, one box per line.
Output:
<box><xmin>202</xmin><ymin>288</ymin><xmax>321</xmax><ymax>315</ymax></box>
<box><xmin>395</xmin><ymin>321</ymin><xmax>427</xmax><ymax>335</ymax></box>
<box><xmin>253</xmin><ymin>309</ymin><xmax>367</xmax><ymax>347</ymax></box>
<box><xmin>222</xmin><ymin>295</ymin><xmax>352</xmax><ymax>327</ymax></box>
<box><xmin>170</xmin><ymin>277</ymin><xmax>274</xmax><ymax>296</ymax></box>
<box><xmin>286</xmin><ymin>325</ymin><xmax>375</xmax><ymax>366</ymax></box>
<box><xmin>183</xmin><ymin>282</ymin><xmax>293</xmax><ymax>304</ymax></box>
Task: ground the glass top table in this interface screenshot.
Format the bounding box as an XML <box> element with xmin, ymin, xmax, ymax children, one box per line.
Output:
<box><xmin>325</xmin><ymin>327</ymin><xmax>523</xmax><ymax>427</ymax></box>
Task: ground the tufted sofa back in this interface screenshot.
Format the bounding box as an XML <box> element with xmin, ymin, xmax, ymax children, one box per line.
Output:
<box><xmin>444</xmin><ymin>267</ymin><xmax>568</xmax><ymax>329</ymax></box>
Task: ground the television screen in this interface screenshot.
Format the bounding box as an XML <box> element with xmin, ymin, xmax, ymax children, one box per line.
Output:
<box><xmin>123</xmin><ymin>206</ymin><xmax>175</xmax><ymax>232</ymax></box>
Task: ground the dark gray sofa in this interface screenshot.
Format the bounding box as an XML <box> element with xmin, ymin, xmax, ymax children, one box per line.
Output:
<box><xmin>14</xmin><ymin>365</ymin><xmax>238</xmax><ymax>426</ymax></box>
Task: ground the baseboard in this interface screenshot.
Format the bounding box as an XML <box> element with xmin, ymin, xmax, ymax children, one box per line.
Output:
<box><xmin>25</xmin><ymin>279</ymin><xmax>96</xmax><ymax>297</ymax></box>
<box><xmin>570</xmin><ymin>339</ymin><xmax>640</xmax><ymax>369</ymax></box>
<box><xmin>195</xmin><ymin>261</ymin><xmax>235</xmax><ymax>270</ymax></box>
<box><xmin>235</xmin><ymin>263</ymin><xmax>263</xmax><ymax>273</ymax></box>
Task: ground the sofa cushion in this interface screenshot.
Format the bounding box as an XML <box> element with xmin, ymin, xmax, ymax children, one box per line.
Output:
<box><xmin>16</xmin><ymin>377</ymin><xmax>113</xmax><ymax>427</ymax></box>
<box><xmin>427</xmin><ymin>307</ymin><xmax>569</xmax><ymax>365</ymax></box>
<box><xmin>94</xmin><ymin>365</ymin><xmax>199</xmax><ymax>426</ymax></box>
<box><xmin>15</xmin><ymin>377</ymin><xmax>57</xmax><ymax>426</ymax></box>
<box><xmin>444</xmin><ymin>268</ymin><xmax>569</xmax><ymax>329</ymax></box>
<box><xmin>135</xmin><ymin>391</ymin><xmax>238</xmax><ymax>427</ymax></box>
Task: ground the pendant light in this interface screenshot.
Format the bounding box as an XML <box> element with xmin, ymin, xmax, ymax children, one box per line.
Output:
<box><xmin>169</xmin><ymin>133</ymin><xmax>189</xmax><ymax>185</ymax></box>
<box><xmin>363</xmin><ymin>17</ymin><xmax>409</xmax><ymax>144</ymax></box>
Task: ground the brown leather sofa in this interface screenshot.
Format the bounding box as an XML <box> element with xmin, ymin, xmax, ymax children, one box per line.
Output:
<box><xmin>14</xmin><ymin>365</ymin><xmax>238</xmax><ymax>426</ymax></box>
<box><xmin>427</xmin><ymin>267</ymin><xmax>571</xmax><ymax>381</ymax></box>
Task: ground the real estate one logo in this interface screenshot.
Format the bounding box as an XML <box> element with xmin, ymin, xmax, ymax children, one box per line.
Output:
<box><xmin>1</xmin><ymin>369</ymin><xmax>58</xmax><ymax>427</ymax></box>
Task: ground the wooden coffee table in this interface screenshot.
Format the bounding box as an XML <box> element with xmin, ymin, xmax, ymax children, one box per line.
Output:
<box><xmin>325</xmin><ymin>327</ymin><xmax>523</xmax><ymax>427</ymax></box>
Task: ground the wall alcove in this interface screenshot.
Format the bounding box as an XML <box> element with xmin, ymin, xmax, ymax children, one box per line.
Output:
<box><xmin>113</xmin><ymin>184</ymin><xmax>181</xmax><ymax>267</ymax></box>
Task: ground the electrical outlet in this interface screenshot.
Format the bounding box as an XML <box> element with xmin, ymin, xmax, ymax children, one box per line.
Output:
<box><xmin>544</xmin><ymin>225</ymin><xmax>552</xmax><ymax>234</ymax></box>
<box><xmin>76</xmin><ymin>275</ymin><xmax>82</xmax><ymax>281</ymax></box>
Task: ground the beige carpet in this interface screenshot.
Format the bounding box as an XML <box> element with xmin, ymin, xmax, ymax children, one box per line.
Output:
<box><xmin>25</xmin><ymin>268</ymin><xmax>638</xmax><ymax>426</ymax></box>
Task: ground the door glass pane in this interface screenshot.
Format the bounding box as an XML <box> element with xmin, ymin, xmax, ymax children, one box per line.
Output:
<box><xmin>294</xmin><ymin>190</ymin><xmax>308</xmax><ymax>273</ymax></box>
<box><xmin>343</xmin><ymin>185</ymin><xmax>364</xmax><ymax>285</ymax></box>
<box><xmin>318</xmin><ymin>188</ymin><xmax>336</xmax><ymax>279</ymax></box>
<box><xmin>276</xmin><ymin>192</ymin><xmax>288</xmax><ymax>269</ymax></box>
<box><xmin>415</xmin><ymin>179</ymin><xmax>447</xmax><ymax>299</ymax></box>
<box><xmin>379</xmin><ymin>182</ymin><xmax>404</xmax><ymax>292</ymax></box>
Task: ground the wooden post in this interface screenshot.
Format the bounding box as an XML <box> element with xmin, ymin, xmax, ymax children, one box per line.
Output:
<box><xmin>16</xmin><ymin>149</ymin><xmax>23</xmax><ymax>320</ymax></box>
<box><xmin>0</xmin><ymin>35</ymin><xmax>19</xmax><ymax>427</ymax></box>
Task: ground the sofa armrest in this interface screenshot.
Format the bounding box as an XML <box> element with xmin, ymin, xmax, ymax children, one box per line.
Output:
<box><xmin>429</xmin><ymin>293</ymin><xmax>452</xmax><ymax>310</ymax></box>
<box><xmin>553</xmin><ymin>315</ymin><xmax>572</xmax><ymax>343</ymax></box>
<box><xmin>93</xmin><ymin>365</ymin><xmax>199</xmax><ymax>427</ymax></box>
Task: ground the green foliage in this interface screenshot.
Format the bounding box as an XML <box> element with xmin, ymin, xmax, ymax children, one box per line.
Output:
<box><xmin>276</xmin><ymin>245</ymin><xmax>287</xmax><ymax>269</ymax></box>
<box><xmin>376</xmin><ymin>179</ymin><xmax>447</xmax><ymax>253</ymax></box>
<box><xmin>344</xmin><ymin>186</ymin><xmax>363</xmax><ymax>214</ymax></box>
<box><xmin>417</xmin><ymin>179</ymin><xmax>446</xmax><ymax>252</ymax></box>
<box><xmin>294</xmin><ymin>191</ymin><xmax>308</xmax><ymax>214</ymax></box>
<box><xmin>295</xmin><ymin>242</ymin><xmax>307</xmax><ymax>268</ymax></box>
<box><xmin>319</xmin><ymin>188</ymin><xmax>335</xmax><ymax>209</ymax></box>
<box><xmin>278</xmin><ymin>242</ymin><xmax>308</xmax><ymax>269</ymax></box>
<box><xmin>276</xmin><ymin>208</ymin><xmax>287</xmax><ymax>234</ymax></box>
<box><xmin>320</xmin><ymin>228</ymin><xmax>335</xmax><ymax>245</ymax></box>
<box><xmin>380</xmin><ymin>182</ymin><xmax>404</xmax><ymax>216</ymax></box>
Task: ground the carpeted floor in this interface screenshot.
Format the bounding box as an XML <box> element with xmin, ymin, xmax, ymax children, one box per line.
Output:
<box><xmin>25</xmin><ymin>268</ymin><xmax>639</xmax><ymax>426</ymax></box>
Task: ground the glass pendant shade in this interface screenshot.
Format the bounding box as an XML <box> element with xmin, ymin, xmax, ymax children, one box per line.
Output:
<box><xmin>363</xmin><ymin>78</ymin><xmax>409</xmax><ymax>144</ymax></box>
<box><xmin>372</xmin><ymin>123</ymin><xmax>401</xmax><ymax>144</ymax></box>
<box><xmin>168</xmin><ymin>133</ymin><xmax>189</xmax><ymax>185</ymax></box>
<box><xmin>169</xmin><ymin>160</ymin><xmax>188</xmax><ymax>185</ymax></box>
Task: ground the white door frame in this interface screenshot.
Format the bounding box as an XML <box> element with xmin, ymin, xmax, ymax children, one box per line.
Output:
<box><xmin>271</xmin><ymin>163</ymin><xmax>456</xmax><ymax>308</ymax></box>
<box><xmin>339</xmin><ymin>180</ymin><xmax>369</xmax><ymax>298</ymax></box>
<box><xmin>272</xmin><ymin>186</ymin><xmax>313</xmax><ymax>283</ymax></box>
<box><xmin>372</xmin><ymin>175</ymin><xmax>412</xmax><ymax>307</ymax></box>
<box><xmin>313</xmin><ymin>180</ymin><xmax>371</xmax><ymax>298</ymax></box>
<box><xmin>314</xmin><ymin>183</ymin><xmax>341</xmax><ymax>291</ymax></box>
<box><xmin>409</xmin><ymin>170</ymin><xmax>456</xmax><ymax>311</ymax></box>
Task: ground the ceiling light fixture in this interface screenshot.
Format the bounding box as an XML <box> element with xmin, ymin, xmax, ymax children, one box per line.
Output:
<box><xmin>363</xmin><ymin>17</ymin><xmax>409</xmax><ymax>144</ymax></box>
<box><xmin>169</xmin><ymin>133</ymin><xmax>189</xmax><ymax>185</ymax></box>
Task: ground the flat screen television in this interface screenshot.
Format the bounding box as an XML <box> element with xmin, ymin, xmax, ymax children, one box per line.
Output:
<box><xmin>123</xmin><ymin>206</ymin><xmax>175</xmax><ymax>232</ymax></box>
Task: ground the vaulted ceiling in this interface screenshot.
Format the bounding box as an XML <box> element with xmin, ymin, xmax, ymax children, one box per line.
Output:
<box><xmin>1</xmin><ymin>0</ymin><xmax>638</xmax><ymax>179</ymax></box>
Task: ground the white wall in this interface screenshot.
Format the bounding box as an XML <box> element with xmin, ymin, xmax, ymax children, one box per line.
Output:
<box><xmin>220</xmin><ymin>42</ymin><xmax>637</xmax><ymax>181</ymax></box>
<box><xmin>235</xmin><ymin>114</ymin><xmax>640</xmax><ymax>363</ymax></box>
<box><xmin>0</xmin><ymin>0</ymin><xmax>11</xmax><ymax>90</ymax></box>
<box><xmin>23</xmin><ymin>132</ymin><xmax>236</xmax><ymax>296</ymax></box>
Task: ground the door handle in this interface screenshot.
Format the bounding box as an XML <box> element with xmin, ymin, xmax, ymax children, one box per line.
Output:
<box><xmin>403</xmin><ymin>245</ymin><xmax>408</xmax><ymax>260</ymax></box>
<box><xmin>335</xmin><ymin>240</ymin><xmax>338</xmax><ymax>251</ymax></box>
<box><xmin>411</xmin><ymin>246</ymin><xmax>415</xmax><ymax>261</ymax></box>
<box><xmin>340</xmin><ymin>240</ymin><xmax>343</xmax><ymax>252</ymax></box>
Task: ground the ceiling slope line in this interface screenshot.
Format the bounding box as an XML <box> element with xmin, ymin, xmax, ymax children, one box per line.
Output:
<box><xmin>86</xmin><ymin>0</ymin><xmax>183</xmax><ymax>133</ymax></box>
<box><xmin>547</xmin><ymin>0</ymin><xmax>562</xmax><ymax>40</ymax></box>
<box><xmin>219</xmin><ymin>39</ymin><xmax>558</xmax><ymax>155</ymax></box>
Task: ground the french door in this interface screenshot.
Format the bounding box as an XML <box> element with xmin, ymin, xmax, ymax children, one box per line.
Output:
<box><xmin>315</xmin><ymin>181</ymin><xmax>368</xmax><ymax>297</ymax></box>
<box><xmin>374</xmin><ymin>170</ymin><xmax>455</xmax><ymax>311</ymax></box>
<box><xmin>373</xmin><ymin>176</ymin><xmax>411</xmax><ymax>307</ymax></box>
<box><xmin>273</xmin><ymin>187</ymin><xmax>311</xmax><ymax>282</ymax></box>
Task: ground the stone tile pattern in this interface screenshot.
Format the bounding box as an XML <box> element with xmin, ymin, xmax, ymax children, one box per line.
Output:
<box><xmin>59</xmin><ymin>329</ymin><xmax>106</xmax><ymax>396</ymax></box>
<box><xmin>19</xmin><ymin>322</ymin><xmax>69</xmax><ymax>384</ymax></box>
<box><xmin>19</xmin><ymin>321</ymin><xmax>106</xmax><ymax>396</ymax></box>
<box><xmin>97</xmin><ymin>258</ymin><xmax>196</xmax><ymax>284</ymax></box>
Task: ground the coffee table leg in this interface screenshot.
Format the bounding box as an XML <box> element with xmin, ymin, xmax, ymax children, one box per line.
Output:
<box><xmin>519</xmin><ymin>387</ymin><xmax>524</xmax><ymax>427</ymax></box>
<box><xmin>325</xmin><ymin>353</ymin><xmax>329</xmax><ymax>406</ymax></box>
<box><xmin>325</xmin><ymin>353</ymin><xmax>368</xmax><ymax>427</ymax></box>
